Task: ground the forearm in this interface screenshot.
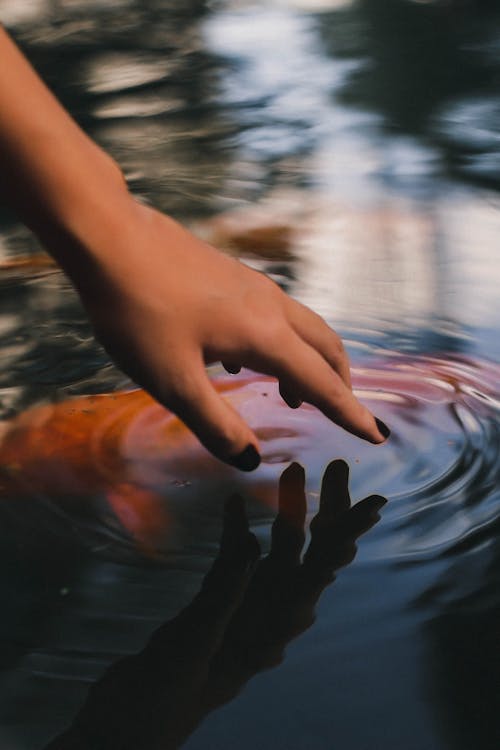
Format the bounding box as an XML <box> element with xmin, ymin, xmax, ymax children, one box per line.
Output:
<box><xmin>0</xmin><ymin>26</ymin><xmax>127</xmax><ymax>271</ymax></box>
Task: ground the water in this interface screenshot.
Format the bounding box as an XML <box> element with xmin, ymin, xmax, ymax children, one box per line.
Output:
<box><xmin>0</xmin><ymin>1</ymin><xmax>499</xmax><ymax>748</ymax></box>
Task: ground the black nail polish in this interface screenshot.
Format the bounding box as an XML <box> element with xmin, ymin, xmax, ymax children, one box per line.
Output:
<box><xmin>230</xmin><ymin>444</ymin><xmax>261</xmax><ymax>472</ymax></box>
<box><xmin>375</xmin><ymin>418</ymin><xmax>391</xmax><ymax>440</ymax></box>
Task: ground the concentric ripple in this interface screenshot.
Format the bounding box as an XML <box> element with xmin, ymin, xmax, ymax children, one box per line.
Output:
<box><xmin>351</xmin><ymin>355</ymin><xmax>500</xmax><ymax>560</ymax></box>
<box><xmin>0</xmin><ymin>354</ymin><xmax>498</xmax><ymax>562</ymax></box>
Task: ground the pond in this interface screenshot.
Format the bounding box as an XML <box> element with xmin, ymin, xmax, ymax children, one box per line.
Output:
<box><xmin>0</xmin><ymin>1</ymin><xmax>499</xmax><ymax>749</ymax></box>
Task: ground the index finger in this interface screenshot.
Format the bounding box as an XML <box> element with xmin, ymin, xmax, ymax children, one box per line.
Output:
<box><xmin>248</xmin><ymin>328</ymin><xmax>388</xmax><ymax>444</ymax></box>
<box><xmin>284</xmin><ymin>296</ymin><xmax>352</xmax><ymax>389</ymax></box>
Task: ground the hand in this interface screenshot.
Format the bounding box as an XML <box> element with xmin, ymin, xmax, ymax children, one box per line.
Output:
<box><xmin>69</xmin><ymin>196</ymin><xmax>388</xmax><ymax>470</ymax></box>
<box><xmin>0</xmin><ymin>29</ymin><xmax>388</xmax><ymax>469</ymax></box>
<box><xmin>45</xmin><ymin>460</ymin><xmax>386</xmax><ymax>750</ymax></box>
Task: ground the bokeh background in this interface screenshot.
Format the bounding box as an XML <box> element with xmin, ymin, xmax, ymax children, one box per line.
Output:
<box><xmin>0</xmin><ymin>2</ymin><xmax>499</xmax><ymax>749</ymax></box>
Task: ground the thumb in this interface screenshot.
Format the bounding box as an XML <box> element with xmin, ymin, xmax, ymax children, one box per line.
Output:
<box><xmin>166</xmin><ymin>358</ymin><xmax>261</xmax><ymax>471</ymax></box>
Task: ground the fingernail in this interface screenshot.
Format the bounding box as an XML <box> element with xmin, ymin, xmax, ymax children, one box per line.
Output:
<box><xmin>375</xmin><ymin>418</ymin><xmax>391</xmax><ymax>440</ymax></box>
<box><xmin>285</xmin><ymin>461</ymin><xmax>305</xmax><ymax>479</ymax></box>
<box><xmin>230</xmin><ymin>444</ymin><xmax>261</xmax><ymax>472</ymax></box>
<box><xmin>372</xmin><ymin>495</ymin><xmax>388</xmax><ymax>508</ymax></box>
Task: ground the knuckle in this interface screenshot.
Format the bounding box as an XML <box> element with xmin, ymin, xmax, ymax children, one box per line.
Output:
<box><xmin>333</xmin><ymin>333</ymin><xmax>345</xmax><ymax>353</ymax></box>
<box><xmin>247</xmin><ymin>313</ymin><xmax>289</xmax><ymax>352</ymax></box>
<box><xmin>304</xmin><ymin>306</ymin><xmax>329</xmax><ymax>332</ymax></box>
<box><xmin>305</xmin><ymin>308</ymin><xmax>346</xmax><ymax>357</ymax></box>
<box><xmin>327</xmin><ymin>329</ymin><xmax>345</xmax><ymax>358</ymax></box>
<box><xmin>249</xmin><ymin>273</ymin><xmax>281</xmax><ymax>310</ymax></box>
<box><xmin>264</xmin><ymin>318</ymin><xmax>290</xmax><ymax>347</ymax></box>
<box><xmin>257</xmin><ymin>270</ymin><xmax>280</xmax><ymax>295</ymax></box>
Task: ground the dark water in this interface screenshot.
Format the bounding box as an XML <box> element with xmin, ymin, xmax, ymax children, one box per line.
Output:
<box><xmin>0</xmin><ymin>1</ymin><xmax>499</xmax><ymax>749</ymax></box>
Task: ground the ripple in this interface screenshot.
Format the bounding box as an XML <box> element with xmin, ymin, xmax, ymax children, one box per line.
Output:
<box><xmin>356</xmin><ymin>356</ymin><xmax>500</xmax><ymax>560</ymax></box>
<box><xmin>0</xmin><ymin>355</ymin><xmax>498</xmax><ymax>564</ymax></box>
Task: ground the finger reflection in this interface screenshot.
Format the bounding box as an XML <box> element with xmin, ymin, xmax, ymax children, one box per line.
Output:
<box><xmin>46</xmin><ymin>461</ymin><xmax>386</xmax><ymax>750</ymax></box>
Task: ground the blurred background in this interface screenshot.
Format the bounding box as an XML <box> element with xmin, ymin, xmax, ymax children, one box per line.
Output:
<box><xmin>0</xmin><ymin>2</ymin><xmax>499</xmax><ymax>749</ymax></box>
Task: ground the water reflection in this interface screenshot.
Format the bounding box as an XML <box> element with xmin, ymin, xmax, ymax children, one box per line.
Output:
<box><xmin>0</xmin><ymin>1</ymin><xmax>499</xmax><ymax>748</ymax></box>
<box><xmin>2</xmin><ymin>0</ymin><xmax>499</xmax><ymax>366</ymax></box>
<box><xmin>0</xmin><ymin>358</ymin><xmax>497</xmax><ymax>562</ymax></box>
<box><xmin>0</xmin><ymin>354</ymin><xmax>497</xmax><ymax>748</ymax></box>
<box><xmin>425</xmin><ymin>544</ymin><xmax>500</xmax><ymax>750</ymax></box>
<box><xmin>317</xmin><ymin>0</ymin><xmax>500</xmax><ymax>190</ymax></box>
<box><xmin>44</xmin><ymin>461</ymin><xmax>385</xmax><ymax>750</ymax></box>
<box><xmin>0</xmin><ymin>268</ymin><xmax>117</xmax><ymax>420</ymax></box>
<box><xmin>194</xmin><ymin>189</ymin><xmax>500</xmax><ymax>357</ymax></box>
<box><xmin>2</xmin><ymin>0</ymin><xmax>229</xmax><ymax>218</ymax></box>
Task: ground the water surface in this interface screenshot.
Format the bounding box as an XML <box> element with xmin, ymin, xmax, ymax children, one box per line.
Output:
<box><xmin>0</xmin><ymin>1</ymin><xmax>499</xmax><ymax>749</ymax></box>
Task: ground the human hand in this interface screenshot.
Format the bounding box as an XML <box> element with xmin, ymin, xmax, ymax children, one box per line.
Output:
<box><xmin>67</xmin><ymin>196</ymin><xmax>389</xmax><ymax>470</ymax></box>
<box><xmin>0</xmin><ymin>27</ymin><xmax>388</xmax><ymax>470</ymax></box>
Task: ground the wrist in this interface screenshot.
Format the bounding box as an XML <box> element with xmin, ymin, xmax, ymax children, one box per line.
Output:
<box><xmin>32</xmin><ymin>147</ymin><xmax>135</xmax><ymax>284</ymax></box>
<box><xmin>0</xmin><ymin>27</ymin><xmax>128</xmax><ymax>249</ymax></box>
<box><xmin>30</xmin><ymin>139</ymin><xmax>128</xmax><ymax>243</ymax></box>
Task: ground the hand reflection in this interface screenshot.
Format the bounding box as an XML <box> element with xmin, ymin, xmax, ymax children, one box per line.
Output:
<box><xmin>47</xmin><ymin>461</ymin><xmax>386</xmax><ymax>750</ymax></box>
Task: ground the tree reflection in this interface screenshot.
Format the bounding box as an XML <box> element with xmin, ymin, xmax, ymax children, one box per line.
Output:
<box><xmin>316</xmin><ymin>0</ymin><xmax>500</xmax><ymax>190</ymax></box>
<box><xmin>6</xmin><ymin>0</ymin><xmax>235</xmax><ymax>219</ymax></box>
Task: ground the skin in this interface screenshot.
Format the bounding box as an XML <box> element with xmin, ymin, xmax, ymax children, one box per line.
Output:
<box><xmin>0</xmin><ymin>26</ymin><xmax>387</xmax><ymax>468</ymax></box>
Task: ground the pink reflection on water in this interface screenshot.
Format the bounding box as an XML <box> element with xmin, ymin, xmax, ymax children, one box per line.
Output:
<box><xmin>0</xmin><ymin>355</ymin><xmax>498</xmax><ymax>555</ymax></box>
